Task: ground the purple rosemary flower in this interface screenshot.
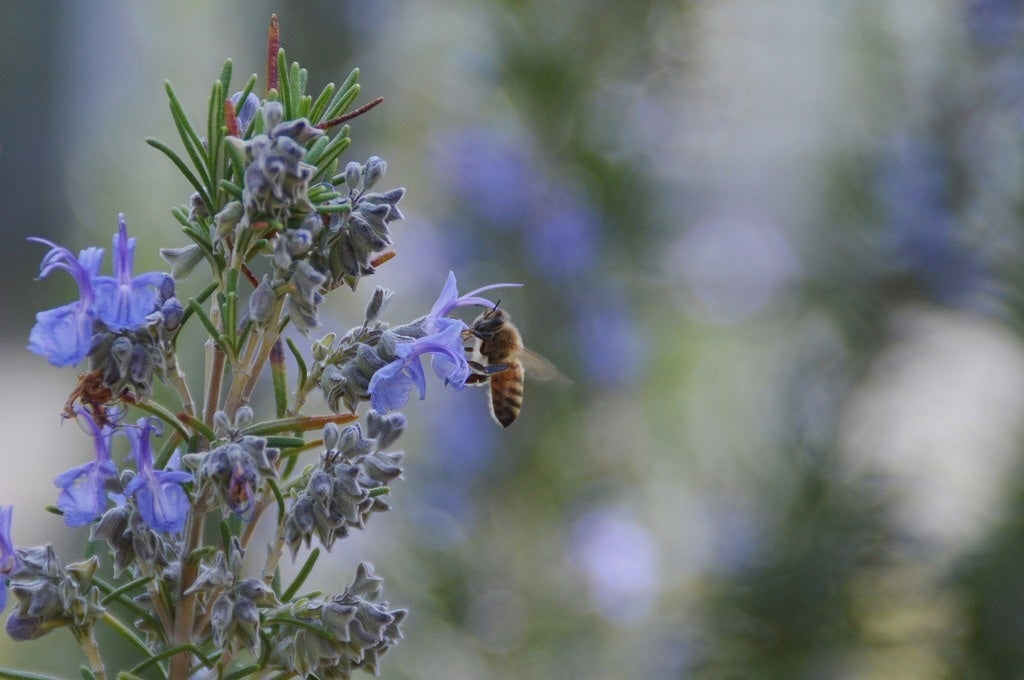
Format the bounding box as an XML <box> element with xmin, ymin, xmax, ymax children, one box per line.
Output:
<box><xmin>0</xmin><ymin>506</ymin><xmax>14</xmax><ymax>612</ymax></box>
<box><xmin>369</xmin><ymin>271</ymin><xmax>523</xmax><ymax>412</ymax></box>
<box><xmin>26</xmin><ymin>240</ymin><xmax>103</xmax><ymax>367</ymax></box>
<box><xmin>368</xmin><ymin>319</ymin><xmax>471</xmax><ymax>412</ymax></box>
<box><xmin>426</xmin><ymin>271</ymin><xmax>520</xmax><ymax>333</ymax></box>
<box><xmin>53</xmin><ymin>407</ymin><xmax>120</xmax><ymax>527</ymax></box>
<box><xmin>91</xmin><ymin>214</ymin><xmax>171</xmax><ymax>331</ymax></box>
<box><xmin>123</xmin><ymin>418</ymin><xmax>192</xmax><ymax>533</ymax></box>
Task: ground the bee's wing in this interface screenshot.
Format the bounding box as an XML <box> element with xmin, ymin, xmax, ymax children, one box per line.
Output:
<box><xmin>520</xmin><ymin>347</ymin><xmax>572</xmax><ymax>386</ymax></box>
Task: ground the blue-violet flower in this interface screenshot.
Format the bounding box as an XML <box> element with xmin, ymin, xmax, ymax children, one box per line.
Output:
<box><xmin>26</xmin><ymin>240</ymin><xmax>103</xmax><ymax>367</ymax></box>
<box><xmin>426</xmin><ymin>270</ymin><xmax>520</xmax><ymax>333</ymax></box>
<box><xmin>53</xmin><ymin>407</ymin><xmax>119</xmax><ymax>527</ymax></box>
<box><xmin>123</xmin><ymin>418</ymin><xmax>192</xmax><ymax>533</ymax></box>
<box><xmin>368</xmin><ymin>318</ymin><xmax>471</xmax><ymax>412</ymax></box>
<box><xmin>91</xmin><ymin>214</ymin><xmax>170</xmax><ymax>331</ymax></box>
<box><xmin>0</xmin><ymin>506</ymin><xmax>16</xmax><ymax>612</ymax></box>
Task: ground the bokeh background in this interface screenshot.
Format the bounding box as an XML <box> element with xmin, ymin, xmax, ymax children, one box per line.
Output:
<box><xmin>4</xmin><ymin>0</ymin><xmax>1024</xmax><ymax>677</ymax></box>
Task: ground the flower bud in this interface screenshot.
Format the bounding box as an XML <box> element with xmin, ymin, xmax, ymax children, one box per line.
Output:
<box><xmin>363</xmin><ymin>287</ymin><xmax>393</xmax><ymax>326</ymax></box>
<box><xmin>213</xmin><ymin>410</ymin><xmax>232</xmax><ymax>438</ymax></box>
<box><xmin>363</xmin><ymin>156</ymin><xmax>386</xmax><ymax>190</ymax></box>
<box><xmin>272</xmin><ymin>236</ymin><xmax>293</xmax><ymax>270</ymax></box>
<box><xmin>345</xmin><ymin>161</ymin><xmax>362</xmax><ymax>191</ymax></box>
<box><xmin>233</xmin><ymin>406</ymin><xmax>254</xmax><ymax>431</ymax></box>
<box><xmin>230</xmin><ymin>91</ymin><xmax>261</xmax><ymax>132</ymax></box>
<box><xmin>215</xmin><ymin>200</ymin><xmax>245</xmax><ymax>237</ymax></box>
<box><xmin>160</xmin><ymin>244</ymin><xmax>205</xmax><ymax>280</ymax></box>
<box><xmin>263</xmin><ymin>101</ymin><xmax>284</xmax><ymax>131</ymax></box>
<box><xmin>248</xmin><ymin>276</ymin><xmax>277</xmax><ymax>326</ymax></box>
<box><xmin>285</xmin><ymin>228</ymin><xmax>313</xmax><ymax>257</ymax></box>
<box><xmin>161</xmin><ymin>297</ymin><xmax>184</xmax><ymax>332</ymax></box>
<box><xmin>322</xmin><ymin>423</ymin><xmax>341</xmax><ymax>452</ymax></box>
<box><xmin>309</xmin><ymin>470</ymin><xmax>333</xmax><ymax>501</ymax></box>
<box><xmin>366</xmin><ymin>410</ymin><xmax>406</xmax><ymax>450</ymax></box>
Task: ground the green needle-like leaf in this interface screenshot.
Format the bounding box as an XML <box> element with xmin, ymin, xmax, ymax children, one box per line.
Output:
<box><xmin>267</xmin><ymin>478</ymin><xmax>286</xmax><ymax>523</ymax></box>
<box><xmin>224</xmin><ymin>666</ymin><xmax>261</xmax><ymax>680</ymax></box>
<box><xmin>264</xmin><ymin>615</ymin><xmax>334</xmax><ymax>640</ymax></box>
<box><xmin>235</xmin><ymin>73</ymin><xmax>259</xmax><ymax>138</ymax></box>
<box><xmin>304</xmin><ymin>134</ymin><xmax>330</xmax><ymax>165</ymax></box>
<box><xmin>164</xmin><ymin>81</ymin><xmax>214</xmax><ymax>191</ymax></box>
<box><xmin>179</xmin><ymin>281</ymin><xmax>219</xmax><ymax>329</ymax></box>
<box><xmin>130</xmin><ymin>400</ymin><xmax>191</xmax><ymax>442</ymax></box>
<box><xmin>243</xmin><ymin>413</ymin><xmax>358</xmax><ymax>436</ymax></box>
<box><xmin>310</xmin><ymin>82</ymin><xmax>335</xmax><ymax>123</ymax></box>
<box><xmin>264</xmin><ymin>436</ymin><xmax>306</xmax><ymax>449</ymax></box>
<box><xmin>310</xmin><ymin>134</ymin><xmax>352</xmax><ymax>183</ymax></box>
<box><xmin>315</xmin><ymin>202</ymin><xmax>353</xmax><ymax>215</ymax></box>
<box><xmin>100</xmin><ymin>612</ymin><xmax>155</xmax><ymax>660</ymax></box>
<box><xmin>271</xmin><ymin>339</ymin><xmax>288</xmax><ymax>418</ymax></box>
<box><xmin>224</xmin><ymin>135</ymin><xmax>247</xmax><ymax>185</ymax></box>
<box><xmin>176</xmin><ymin>412</ymin><xmax>218</xmax><ymax>443</ymax></box>
<box><xmin>218</xmin><ymin>179</ymin><xmax>243</xmax><ymax>200</ymax></box>
<box><xmin>0</xmin><ymin>669</ymin><xmax>66</xmax><ymax>680</ymax></box>
<box><xmin>322</xmin><ymin>81</ymin><xmax>361</xmax><ymax>123</ymax></box>
<box><xmin>289</xmin><ymin>62</ymin><xmax>303</xmax><ymax>115</ymax></box>
<box><xmin>147</xmin><ymin>138</ymin><xmax>212</xmax><ymax>215</ymax></box>
<box><xmin>339</xmin><ymin>66</ymin><xmax>359</xmax><ymax>93</ymax></box>
<box><xmin>277</xmin><ymin>50</ymin><xmax>291</xmax><ymax>118</ymax></box>
<box><xmin>186</xmin><ymin>298</ymin><xmax>231</xmax><ymax>357</ymax></box>
<box><xmin>285</xmin><ymin>337</ymin><xmax>308</xmax><ymax>388</ymax></box>
<box><xmin>218</xmin><ymin>58</ymin><xmax>233</xmax><ymax>97</ymax></box>
<box><xmin>281</xmin><ymin>548</ymin><xmax>321</xmax><ymax>602</ymax></box>
<box><xmin>99</xmin><ymin>576</ymin><xmax>153</xmax><ymax>605</ymax></box>
<box><xmin>93</xmin><ymin>578</ymin><xmax>162</xmax><ymax>635</ymax></box>
<box><xmin>206</xmin><ymin>78</ymin><xmax>225</xmax><ymax>194</ymax></box>
<box><xmin>129</xmin><ymin>645</ymin><xmax>212</xmax><ymax>675</ymax></box>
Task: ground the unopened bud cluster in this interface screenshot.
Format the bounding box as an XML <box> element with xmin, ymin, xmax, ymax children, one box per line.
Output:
<box><xmin>5</xmin><ymin>546</ymin><xmax>103</xmax><ymax>643</ymax></box>
<box><xmin>285</xmin><ymin>411</ymin><xmax>406</xmax><ymax>555</ymax></box>
<box><xmin>269</xmin><ymin>562</ymin><xmax>406</xmax><ymax>678</ymax></box>
<box><xmin>187</xmin><ymin>407</ymin><xmax>281</xmax><ymax>517</ymax></box>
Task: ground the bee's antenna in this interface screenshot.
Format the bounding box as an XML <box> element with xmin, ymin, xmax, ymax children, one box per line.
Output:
<box><xmin>492</xmin><ymin>299</ymin><xmax>501</xmax><ymax>311</ymax></box>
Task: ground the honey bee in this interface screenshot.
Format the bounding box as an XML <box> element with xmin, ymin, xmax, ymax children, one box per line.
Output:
<box><xmin>465</xmin><ymin>304</ymin><xmax>568</xmax><ymax>428</ymax></box>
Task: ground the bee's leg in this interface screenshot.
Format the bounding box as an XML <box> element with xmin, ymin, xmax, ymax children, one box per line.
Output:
<box><xmin>466</xmin><ymin>360</ymin><xmax>489</xmax><ymax>385</ymax></box>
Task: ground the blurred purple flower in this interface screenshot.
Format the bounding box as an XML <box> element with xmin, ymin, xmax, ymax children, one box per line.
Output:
<box><xmin>0</xmin><ymin>506</ymin><xmax>15</xmax><ymax>612</ymax></box>
<box><xmin>436</xmin><ymin>127</ymin><xmax>605</xmax><ymax>291</ymax></box>
<box><xmin>53</xmin><ymin>407</ymin><xmax>119</xmax><ymax>527</ymax></box>
<box><xmin>966</xmin><ymin>0</ymin><xmax>1024</xmax><ymax>47</ymax></box>
<box><xmin>878</xmin><ymin>135</ymin><xmax>987</xmax><ymax>303</ymax></box>
<box><xmin>435</xmin><ymin>128</ymin><xmax>536</xmax><ymax>227</ymax></box>
<box><xmin>572</xmin><ymin>290</ymin><xmax>648</xmax><ymax>387</ymax></box>
<box><xmin>427</xmin><ymin>270</ymin><xmax>521</xmax><ymax>332</ymax></box>
<box><xmin>528</xmin><ymin>192</ymin><xmax>600</xmax><ymax>282</ymax></box>
<box><xmin>91</xmin><ymin>214</ymin><xmax>170</xmax><ymax>330</ymax></box>
<box><xmin>124</xmin><ymin>418</ymin><xmax>192</xmax><ymax>533</ymax></box>
<box><xmin>570</xmin><ymin>508</ymin><xmax>661</xmax><ymax>625</ymax></box>
<box><xmin>26</xmin><ymin>239</ymin><xmax>102</xmax><ymax>367</ymax></box>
